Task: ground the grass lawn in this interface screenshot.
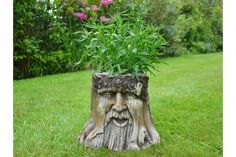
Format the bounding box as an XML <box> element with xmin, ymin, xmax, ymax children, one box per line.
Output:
<box><xmin>14</xmin><ymin>53</ymin><xmax>223</xmax><ymax>157</ymax></box>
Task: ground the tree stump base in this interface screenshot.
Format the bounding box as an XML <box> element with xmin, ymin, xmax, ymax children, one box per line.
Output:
<box><xmin>78</xmin><ymin>73</ymin><xmax>160</xmax><ymax>151</ymax></box>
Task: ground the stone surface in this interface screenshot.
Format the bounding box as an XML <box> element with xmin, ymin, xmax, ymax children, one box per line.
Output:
<box><xmin>78</xmin><ymin>73</ymin><xmax>160</xmax><ymax>151</ymax></box>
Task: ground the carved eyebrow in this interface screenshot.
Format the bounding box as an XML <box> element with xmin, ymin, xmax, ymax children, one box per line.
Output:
<box><xmin>97</xmin><ymin>87</ymin><xmax>140</xmax><ymax>97</ymax></box>
<box><xmin>97</xmin><ymin>87</ymin><xmax>117</xmax><ymax>94</ymax></box>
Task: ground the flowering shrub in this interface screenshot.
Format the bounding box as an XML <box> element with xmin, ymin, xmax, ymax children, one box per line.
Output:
<box><xmin>74</xmin><ymin>12</ymin><xmax>88</xmax><ymax>20</ymax></box>
<box><xmin>92</xmin><ymin>5</ymin><xmax>99</xmax><ymax>11</ymax></box>
<box><xmin>73</xmin><ymin>0</ymin><xmax>115</xmax><ymax>23</ymax></box>
<box><xmin>76</xmin><ymin>12</ymin><xmax>166</xmax><ymax>76</ymax></box>
<box><xmin>100</xmin><ymin>0</ymin><xmax>113</xmax><ymax>8</ymax></box>
<box><xmin>100</xmin><ymin>16</ymin><xmax>110</xmax><ymax>23</ymax></box>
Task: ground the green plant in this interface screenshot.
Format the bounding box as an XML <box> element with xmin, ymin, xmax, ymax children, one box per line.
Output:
<box><xmin>13</xmin><ymin>0</ymin><xmax>80</xmax><ymax>79</ymax></box>
<box><xmin>146</xmin><ymin>0</ymin><xmax>222</xmax><ymax>56</ymax></box>
<box><xmin>76</xmin><ymin>13</ymin><xmax>166</xmax><ymax>76</ymax></box>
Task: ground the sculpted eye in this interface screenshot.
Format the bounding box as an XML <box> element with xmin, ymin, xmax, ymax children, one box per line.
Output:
<box><xmin>104</xmin><ymin>92</ymin><xmax>114</xmax><ymax>99</ymax></box>
<box><xmin>126</xmin><ymin>93</ymin><xmax>136</xmax><ymax>99</ymax></box>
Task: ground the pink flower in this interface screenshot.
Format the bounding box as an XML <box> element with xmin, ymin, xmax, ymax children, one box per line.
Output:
<box><xmin>86</xmin><ymin>6</ymin><xmax>90</xmax><ymax>10</ymax></box>
<box><xmin>100</xmin><ymin>0</ymin><xmax>113</xmax><ymax>8</ymax></box>
<box><xmin>107</xmin><ymin>0</ymin><xmax>113</xmax><ymax>3</ymax></box>
<box><xmin>92</xmin><ymin>5</ymin><xmax>99</xmax><ymax>11</ymax></box>
<box><xmin>74</xmin><ymin>12</ymin><xmax>88</xmax><ymax>20</ymax></box>
<box><xmin>100</xmin><ymin>16</ymin><xmax>110</xmax><ymax>23</ymax></box>
<box><xmin>81</xmin><ymin>2</ymin><xmax>87</xmax><ymax>8</ymax></box>
<box><xmin>100</xmin><ymin>0</ymin><xmax>108</xmax><ymax>8</ymax></box>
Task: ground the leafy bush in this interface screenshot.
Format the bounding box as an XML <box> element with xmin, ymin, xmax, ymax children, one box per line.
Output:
<box><xmin>146</xmin><ymin>0</ymin><xmax>223</xmax><ymax>56</ymax></box>
<box><xmin>75</xmin><ymin>13</ymin><xmax>166</xmax><ymax>76</ymax></box>
<box><xmin>14</xmin><ymin>0</ymin><xmax>80</xmax><ymax>79</ymax></box>
<box><xmin>14</xmin><ymin>0</ymin><xmax>126</xmax><ymax>79</ymax></box>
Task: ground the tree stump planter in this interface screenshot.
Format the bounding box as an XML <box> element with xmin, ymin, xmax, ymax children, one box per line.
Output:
<box><xmin>78</xmin><ymin>73</ymin><xmax>160</xmax><ymax>151</ymax></box>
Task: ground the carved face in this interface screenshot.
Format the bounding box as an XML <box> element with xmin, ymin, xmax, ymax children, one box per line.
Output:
<box><xmin>97</xmin><ymin>86</ymin><xmax>145</xmax><ymax>150</ymax></box>
<box><xmin>98</xmin><ymin>86</ymin><xmax>143</xmax><ymax>127</ymax></box>
<box><xmin>79</xmin><ymin>74</ymin><xmax>160</xmax><ymax>151</ymax></box>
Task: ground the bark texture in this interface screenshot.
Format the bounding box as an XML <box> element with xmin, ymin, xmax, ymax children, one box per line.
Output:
<box><xmin>78</xmin><ymin>73</ymin><xmax>160</xmax><ymax>151</ymax></box>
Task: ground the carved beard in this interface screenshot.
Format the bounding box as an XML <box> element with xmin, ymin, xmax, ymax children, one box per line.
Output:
<box><xmin>82</xmin><ymin>109</ymin><xmax>133</xmax><ymax>151</ymax></box>
<box><xmin>103</xmin><ymin>109</ymin><xmax>133</xmax><ymax>151</ymax></box>
<box><xmin>80</xmin><ymin>95</ymin><xmax>160</xmax><ymax>150</ymax></box>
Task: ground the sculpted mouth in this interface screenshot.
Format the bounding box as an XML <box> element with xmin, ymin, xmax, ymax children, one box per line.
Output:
<box><xmin>105</xmin><ymin>110</ymin><xmax>132</xmax><ymax>127</ymax></box>
<box><xmin>112</xmin><ymin>118</ymin><xmax>128</xmax><ymax>127</ymax></box>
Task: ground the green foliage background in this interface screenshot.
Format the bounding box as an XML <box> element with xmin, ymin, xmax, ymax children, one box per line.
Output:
<box><xmin>14</xmin><ymin>0</ymin><xmax>84</xmax><ymax>79</ymax></box>
<box><xmin>14</xmin><ymin>0</ymin><xmax>222</xmax><ymax>79</ymax></box>
<box><xmin>146</xmin><ymin>0</ymin><xmax>223</xmax><ymax>56</ymax></box>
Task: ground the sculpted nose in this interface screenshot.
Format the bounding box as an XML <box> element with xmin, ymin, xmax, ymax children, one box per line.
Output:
<box><xmin>113</xmin><ymin>92</ymin><xmax>127</xmax><ymax>112</ymax></box>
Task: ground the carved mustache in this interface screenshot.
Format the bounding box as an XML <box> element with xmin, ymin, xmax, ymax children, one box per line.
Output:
<box><xmin>105</xmin><ymin>109</ymin><xmax>132</xmax><ymax>127</ymax></box>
